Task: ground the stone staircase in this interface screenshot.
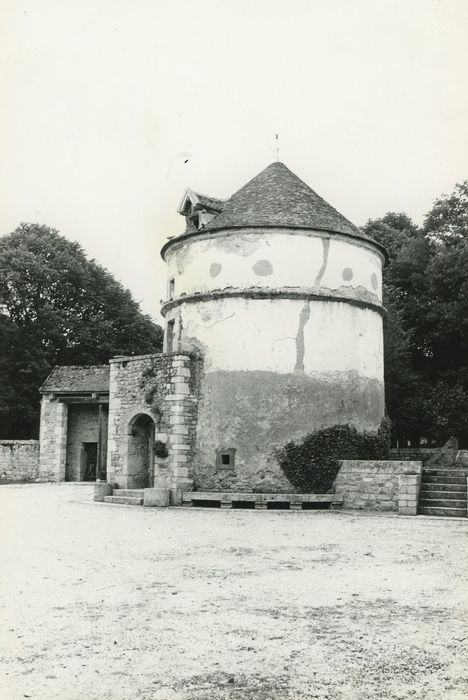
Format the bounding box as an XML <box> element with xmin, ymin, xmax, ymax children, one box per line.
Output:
<box><xmin>418</xmin><ymin>457</ymin><xmax>468</xmax><ymax>517</ymax></box>
<box><xmin>103</xmin><ymin>489</ymin><xmax>144</xmax><ymax>506</ymax></box>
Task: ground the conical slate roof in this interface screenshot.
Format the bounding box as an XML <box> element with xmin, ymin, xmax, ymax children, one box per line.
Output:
<box><xmin>203</xmin><ymin>161</ymin><xmax>364</xmax><ymax>239</ymax></box>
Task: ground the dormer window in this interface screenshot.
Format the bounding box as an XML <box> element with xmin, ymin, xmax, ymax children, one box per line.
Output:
<box><xmin>178</xmin><ymin>189</ymin><xmax>226</xmax><ymax>232</ymax></box>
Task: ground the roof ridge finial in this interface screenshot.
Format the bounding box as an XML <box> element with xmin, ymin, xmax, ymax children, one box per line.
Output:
<box><xmin>275</xmin><ymin>133</ymin><xmax>280</xmax><ymax>162</ymax></box>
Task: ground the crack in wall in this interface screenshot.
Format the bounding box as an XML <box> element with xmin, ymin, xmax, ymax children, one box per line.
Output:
<box><xmin>294</xmin><ymin>300</ymin><xmax>310</xmax><ymax>372</ymax></box>
<box><xmin>208</xmin><ymin>312</ymin><xmax>236</xmax><ymax>328</ymax></box>
<box><xmin>314</xmin><ymin>237</ymin><xmax>330</xmax><ymax>287</ymax></box>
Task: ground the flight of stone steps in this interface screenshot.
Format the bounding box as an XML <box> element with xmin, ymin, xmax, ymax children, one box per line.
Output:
<box><xmin>103</xmin><ymin>489</ymin><xmax>144</xmax><ymax>506</ymax></box>
<box><xmin>418</xmin><ymin>450</ymin><xmax>468</xmax><ymax>517</ymax></box>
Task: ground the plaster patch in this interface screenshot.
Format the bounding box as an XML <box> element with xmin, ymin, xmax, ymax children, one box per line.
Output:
<box><xmin>315</xmin><ymin>284</ymin><xmax>379</xmax><ymax>306</ymax></box>
<box><xmin>252</xmin><ymin>259</ymin><xmax>273</xmax><ymax>276</ymax></box>
<box><xmin>210</xmin><ymin>262</ymin><xmax>222</xmax><ymax>278</ymax></box>
<box><xmin>214</xmin><ymin>235</ymin><xmax>261</xmax><ymax>257</ymax></box>
<box><xmin>294</xmin><ymin>301</ymin><xmax>310</xmax><ymax>372</ymax></box>
<box><xmin>314</xmin><ymin>238</ymin><xmax>330</xmax><ymax>287</ymax></box>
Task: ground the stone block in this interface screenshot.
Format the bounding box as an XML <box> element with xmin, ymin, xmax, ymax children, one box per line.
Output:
<box><xmin>144</xmin><ymin>487</ymin><xmax>170</xmax><ymax>507</ymax></box>
<box><xmin>94</xmin><ymin>482</ymin><xmax>113</xmax><ymax>501</ymax></box>
<box><xmin>169</xmin><ymin>485</ymin><xmax>186</xmax><ymax>505</ymax></box>
<box><xmin>173</xmin><ymin>383</ymin><xmax>190</xmax><ymax>395</ymax></box>
<box><xmin>174</xmin><ymin>368</ymin><xmax>191</xmax><ymax>377</ymax></box>
<box><xmin>399</xmin><ymin>505</ymin><xmax>417</xmax><ymax>516</ymax></box>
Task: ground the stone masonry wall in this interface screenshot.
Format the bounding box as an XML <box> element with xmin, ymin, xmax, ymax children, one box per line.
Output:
<box><xmin>334</xmin><ymin>460</ymin><xmax>423</xmax><ymax>511</ymax></box>
<box><xmin>0</xmin><ymin>441</ymin><xmax>40</xmax><ymax>481</ymax></box>
<box><xmin>107</xmin><ymin>352</ymin><xmax>200</xmax><ymax>498</ymax></box>
<box><xmin>65</xmin><ymin>404</ymin><xmax>100</xmax><ymax>481</ymax></box>
<box><xmin>389</xmin><ymin>448</ymin><xmax>439</xmax><ymax>465</ymax></box>
<box><xmin>39</xmin><ymin>395</ymin><xmax>68</xmax><ymax>481</ymax></box>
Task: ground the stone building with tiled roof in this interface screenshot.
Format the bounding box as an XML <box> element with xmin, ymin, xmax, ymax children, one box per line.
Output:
<box><xmin>39</xmin><ymin>162</ymin><xmax>386</xmax><ymax>501</ymax></box>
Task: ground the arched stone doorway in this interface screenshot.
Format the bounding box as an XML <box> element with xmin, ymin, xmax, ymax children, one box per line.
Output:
<box><xmin>127</xmin><ymin>413</ymin><xmax>155</xmax><ymax>489</ymax></box>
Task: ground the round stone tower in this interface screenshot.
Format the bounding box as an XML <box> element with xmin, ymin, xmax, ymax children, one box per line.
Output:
<box><xmin>161</xmin><ymin>162</ymin><xmax>386</xmax><ymax>491</ymax></box>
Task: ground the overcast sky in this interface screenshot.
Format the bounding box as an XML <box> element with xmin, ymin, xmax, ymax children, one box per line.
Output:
<box><xmin>1</xmin><ymin>0</ymin><xmax>467</xmax><ymax>322</ymax></box>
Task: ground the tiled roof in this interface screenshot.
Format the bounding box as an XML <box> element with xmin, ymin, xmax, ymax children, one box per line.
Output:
<box><xmin>203</xmin><ymin>162</ymin><xmax>367</xmax><ymax>239</ymax></box>
<box><xmin>40</xmin><ymin>365</ymin><xmax>110</xmax><ymax>393</ymax></box>
<box><xmin>193</xmin><ymin>193</ymin><xmax>225</xmax><ymax>212</ymax></box>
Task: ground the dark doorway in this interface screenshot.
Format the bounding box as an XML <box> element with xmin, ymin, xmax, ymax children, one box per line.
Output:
<box><xmin>82</xmin><ymin>442</ymin><xmax>98</xmax><ymax>481</ymax></box>
<box><xmin>127</xmin><ymin>414</ymin><xmax>155</xmax><ymax>489</ymax></box>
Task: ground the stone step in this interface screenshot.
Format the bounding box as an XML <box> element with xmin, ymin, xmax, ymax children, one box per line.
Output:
<box><xmin>420</xmin><ymin>482</ymin><xmax>467</xmax><ymax>493</ymax></box>
<box><xmin>103</xmin><ymin>495</ymin><xmax>143</xmax><ymax>506</ymax></box>
<box><xmin>422</xmin><ymin>475</ymin><xmax>467</xmax><ymax>485</ymax></box>
<box><xmin>419</xmin><ymin>497</ymin><xmax>467</xmax><ymax>509</ymax></box>
<box><xmin>418</xmin><ymin>506</ymin><xmax>467</xmax><ymax>517</ymax></box>
<box><xmin>423</xmin><ymin>468</ymin><xmax>468</xmax><ymax>477</ymax></box>
<box><xmin>114</xmin><ymin>489</ymin><xmax>144</xmax><ymax>498</ymax></box>
<box><xmin>420</xmin><ymin>489</ymin><xmax>467</xmax><ymax>500</ymax></box>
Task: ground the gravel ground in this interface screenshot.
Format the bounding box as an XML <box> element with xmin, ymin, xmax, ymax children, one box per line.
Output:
<box><xmin>0</xmin><ymin>484</ymin><xmax>467</xmax><ymax>700</ymax></box>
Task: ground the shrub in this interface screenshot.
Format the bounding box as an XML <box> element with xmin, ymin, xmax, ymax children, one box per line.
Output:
<box><xmin>154</xmin><ymin>440</ymin><xmax>168</xmax><ymax>458</ymax></box>
<box><xmin>275</xmin><ymin>422</ymin><xmax>390</xmax><ymax>493</ymax></box>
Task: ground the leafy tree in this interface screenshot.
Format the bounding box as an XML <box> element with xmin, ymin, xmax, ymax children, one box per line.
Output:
<box><xmin>0</xmin><ymin>223</ymin><xmax>163</xmax><ymax>438</ymax></box>
<box><xmin>424</xmin><ymin>181</ymin><xmax>468</xmax><ymax>244</ymax></box>
<box><xmin>363</xmin><ymin>180</ymin><xmax>468</xmax><ymax>447</ymax></box>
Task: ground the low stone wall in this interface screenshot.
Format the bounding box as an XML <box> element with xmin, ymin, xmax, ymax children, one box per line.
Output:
<box><xmin>334</xmin><ymin>460</ymin><xmax>422</xmax><ymax>511</ymax></box>
<box><xmin>0</xmin><ymin>440</ymin><xmax>40</xmax><ymax>481</ymax></box>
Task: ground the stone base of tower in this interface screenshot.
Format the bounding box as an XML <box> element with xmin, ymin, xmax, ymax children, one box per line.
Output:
<box><xmin>192</xmin><ymin>369</ymin><xmax>385</xmax><ymax>493</ymax></box>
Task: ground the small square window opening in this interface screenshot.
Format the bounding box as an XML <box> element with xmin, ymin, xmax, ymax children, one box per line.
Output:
<box><xmin>216</xmin><ymin>448</ymin><xmax>236</xmax><ymax>470</ymax></box>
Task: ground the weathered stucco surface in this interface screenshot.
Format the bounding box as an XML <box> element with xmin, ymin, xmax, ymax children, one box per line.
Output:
<box><xmin>166</xmin><ymin>296</ymin><xmax>384</xmax><ymax>379</ymax></box>
<box><xmin>165</xmin><ymin>228</ymin><xmax>383</xmax><ymax>303</ymax></box>
<box><xmin>193</xmin><ymin>370</ymin><xmax>384</xmax><ymax>493</ymax></box>
<box><xmin>162</xmin><ymin>225</ymin><xmax>385</xmax><ymax>493</ymax></box>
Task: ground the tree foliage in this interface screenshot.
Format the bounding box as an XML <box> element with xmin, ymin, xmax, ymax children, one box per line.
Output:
<box><xmin>0</xmin><ymin>223</ymin><xmax>163</xmax><ymax>438</ymax></box>
<box><xmin>364</xmin><ymin>180</ymin><xmax>468</xmax><ymax>446</ymax></box>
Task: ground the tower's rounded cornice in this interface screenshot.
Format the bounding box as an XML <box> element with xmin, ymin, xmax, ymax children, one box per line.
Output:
<box><xmin>160</xmin><ymin>224</ymin><xmax>387</xmax><ymax>262</ymax></box>
<box><xmin>160</xmin><ymin>288</ymin><xmax>386</xmax><ymax>318</ymax></box>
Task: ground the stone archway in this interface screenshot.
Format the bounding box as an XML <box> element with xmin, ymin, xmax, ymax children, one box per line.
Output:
<box><xmin>126</xmin><ymin>413</ymin><xmax>155</xmax><ymax>489</ymax></box>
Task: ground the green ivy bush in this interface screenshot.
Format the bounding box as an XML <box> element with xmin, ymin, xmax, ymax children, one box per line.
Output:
<box><xmin>154</xmin><ymin>440</ymin><xmax>168</xmax><ymax>458</ymax></box>
<box><xmin>275</xmin><ymin>421</ymin><xmax>391</xmax><ymax>493</ymax></box>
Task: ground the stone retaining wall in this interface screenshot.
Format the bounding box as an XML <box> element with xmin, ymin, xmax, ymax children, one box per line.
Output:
<box><xmin>0</xmin><ymin>440</ymin><xmax>40</xmax><ymax>481</ymax></box>
<box><xmin>389</xmin><ymin>448</ymin><xmax>439</xmax><ymax>465</ymax></box>
<box><xmin>334</xmin><ymin>460</ymin><xmax>422</xmax><ymax>511</ymax></box>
